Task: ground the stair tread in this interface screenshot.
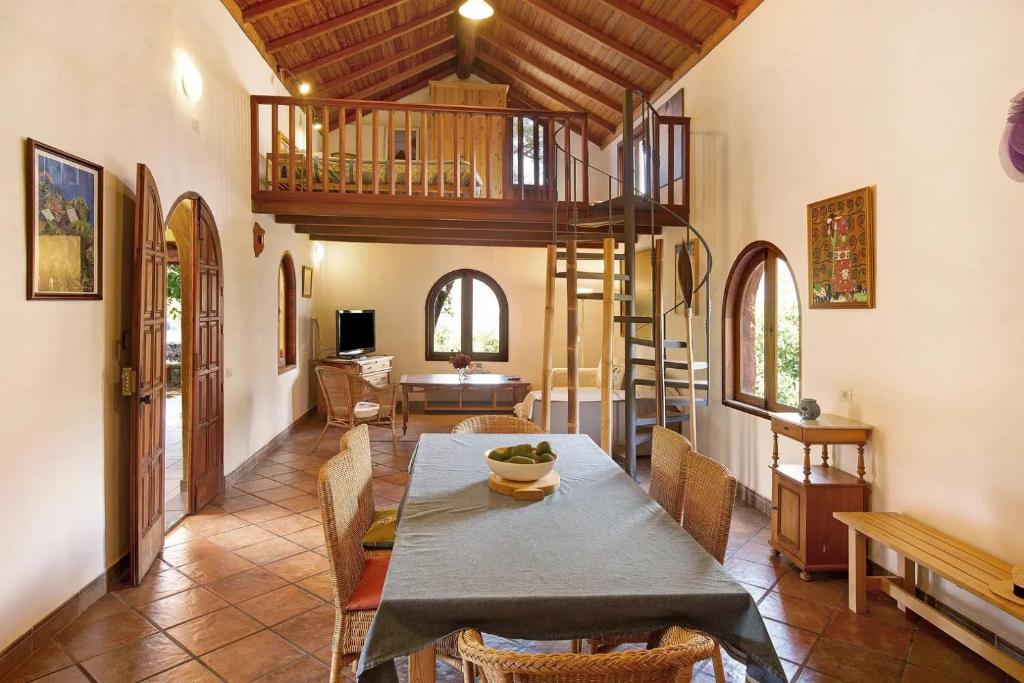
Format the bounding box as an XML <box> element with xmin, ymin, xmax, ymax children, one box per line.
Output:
<box><xmin>634</xmin><ymin>378</ymin><xmax>710</xmax><ymax>388</ymax></box>
<box><xmin>636</xmin><ymin>414</ymin><xmax>690</xmax><ymax>427</ymax></box>
<box><xmin>630</xmin><ymin>358</ymin><xmax>709</xmax><ymax>370</ymax></box>
<box><xmin>614</xmin><ymin>315</ymin><xmax>652</xmax><ymax>324</ymax></box>
<box><xmin>557</xmin><ymin>252</ymin><xmax>625</xmax><ymax>260</ymax></box>
<box><xmin>555</xmin><ymin>272</ymin><xmax>629</xmax><ymax>280</ymax></box>
<box><xmin>629</xmin><ymin>338</ymin><xmax>687</xmax><ymax>348</ymax></box>
<box><xmin>578</xmin><ymin>293</ymin><xmax>630</xmax><ymax>301</ymax></box>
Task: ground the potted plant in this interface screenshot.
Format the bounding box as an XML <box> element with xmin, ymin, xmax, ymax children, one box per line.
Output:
<box><xmin>450</xmin><ymin>353</ymin><xmax>473</xmax><ymax>381</ymax></box>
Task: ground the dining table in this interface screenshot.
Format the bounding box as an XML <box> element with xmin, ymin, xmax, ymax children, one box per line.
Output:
<box><xmin>357</xmin><ymin>433</ymin><xmax>787</xmax><ymax>683</ymax></box>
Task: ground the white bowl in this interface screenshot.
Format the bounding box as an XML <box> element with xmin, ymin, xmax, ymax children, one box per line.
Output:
<box><xmin>485</xmin><ymin>449</ymin><xmax>557</xmax><ymax>482</ymax></box>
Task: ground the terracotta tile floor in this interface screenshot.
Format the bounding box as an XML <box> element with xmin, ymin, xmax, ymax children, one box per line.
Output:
<box><xmin>5</xmin><ymin>413</ymin><xmax>1014</xmax><ymax>683</ymax></box>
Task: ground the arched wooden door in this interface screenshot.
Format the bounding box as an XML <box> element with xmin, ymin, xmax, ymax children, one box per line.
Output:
<box><xmin>129</xmin><ymin>164</ymin><xmax>167</xmax><ymax>584</ymax></box>
<box><xmin>191</xmin><ymin>199</ymin><xmax>224</xmax><ymax>511</ymax></box>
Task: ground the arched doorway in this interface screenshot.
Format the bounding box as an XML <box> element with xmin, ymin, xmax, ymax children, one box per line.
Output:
<box><xmin>163</xmin><ymin>192</ymin><xmax>225</xmax><ymax>529</ymax></box>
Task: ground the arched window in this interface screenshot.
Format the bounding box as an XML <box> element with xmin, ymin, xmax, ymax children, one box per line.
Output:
<box><xmin>278</xmin><ymin>253</ymin><xmax>297</xmax><ymax>372</ymax></box>
<box><xmin>723</xmin><ymin>242</ymin><xmax>801</xmax><ymax>415</ymax></box>
<box><xmin>426</xmin><ymin>269</ymin><xmax>508</xmax><ymax>362</ymax></box>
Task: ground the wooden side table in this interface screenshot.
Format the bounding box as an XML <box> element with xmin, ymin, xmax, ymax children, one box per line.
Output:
<box><xmin>770</xmin><ymin>412</ymin><xmax>872</xmax><ymax>483</ymax></box>
<box><xmin>769</xmin><ymin>412</ymin><xmax>873</xmax><ymax>580</ymax></box>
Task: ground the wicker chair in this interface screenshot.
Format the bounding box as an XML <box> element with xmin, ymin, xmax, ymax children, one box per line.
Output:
<box><xmin>452</xmin><ymin>415</ymin><xmax>544</xmax><ymax>434</ymax></box>
<box><xmin>314</xmin><ymin>365</ymin><xmax>399</xmax><ymax>453</ymax></box>
<box><xmin>648</xmin><ymin>426</ymin><xmax>692</xmax><ymax>523</ymax></box>
<box><xmin>589</xmin><ymin>451</ymin><xmax>737</xmax><ymax>683</ymax></box>
<box><xmin>459</xmin><ymin>627</ymin><xmax>714</xmax><ymax>683</ymax></box>
<box><xmin>318</xmin><ymin>425</ymin><xmax>460</xmax><ymax>681</ymax></box>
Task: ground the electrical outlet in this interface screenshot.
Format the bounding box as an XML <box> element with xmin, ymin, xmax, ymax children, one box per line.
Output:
<box><xmin>839</xmin><ymin>388</ymin><xmax>853</xmax><ymax>404</ymax></box>
<box><xmin>226</xmin><ymin>367</ymin><xmax>233</xmax><ymax>379</ymax></box>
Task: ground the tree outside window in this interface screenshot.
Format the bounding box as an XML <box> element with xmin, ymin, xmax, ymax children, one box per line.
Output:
<box><xmin>426</xmin><ymin>269</ymin><xmax>508</xmax><ymax>362</ymax></box>
<box><xmin>724</xmin><ymin>243</ymin><xmax>801</xmax><ymax>415</ymax></box>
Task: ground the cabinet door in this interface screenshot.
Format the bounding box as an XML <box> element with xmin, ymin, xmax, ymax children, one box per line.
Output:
<box><xmin>772</xmin><ymin>475</ymin><xmax>803</xmax><ymax>556</ymax></box>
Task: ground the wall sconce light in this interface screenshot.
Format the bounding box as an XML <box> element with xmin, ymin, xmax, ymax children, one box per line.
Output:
<box><xmin>312</xmin><ymin>241</ymin><xmax>325</xmax><ymax>267</ymax></box>
<box><xmin>176</xmin><ymin>52</ymin><xmax>203</xmax><ymax>103</ymax></box>
<box><xmin>278</xmin><ymin>65</ymin><xmax>312</xmax><ymax>96</ymax></box>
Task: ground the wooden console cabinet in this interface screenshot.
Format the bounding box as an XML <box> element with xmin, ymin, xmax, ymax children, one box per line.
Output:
<box><xmin>769</xmin><ymin>412</ymin><xmax>873</xmax><ymax>580</ymax></box>
<box><xmin>313</xmin><ymin>355</ymin><xmax>394</xmax><ymax>416</ymax></box>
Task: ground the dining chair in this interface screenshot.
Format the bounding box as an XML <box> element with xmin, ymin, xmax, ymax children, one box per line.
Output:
<box><xmin>648</xmin><ymin>426</ymin><xmax>691</xmax><ymax>523</ymax></box>
<box><xmin>452</xmin><ymin>415</ymin><xmax>544</xmax><ymax>434</ymax></box>
<box><xmin>318</xmin><ymin>426</ymin><xmax>460</xmax><ymax>681</ymax></box>
<box><xmin>589</xmin><ymin>451</ymin><xmax>737</xmax><ymax>683</ymax></box>
<box><xmin>459</xmin><ymin>627</ymin><xmax>715</xmax><ymax>683</ymax></box>
<box><xmin>313</xmin><ymin>365</ymin><xmax>399</xmax><ymax>453</ymax></box>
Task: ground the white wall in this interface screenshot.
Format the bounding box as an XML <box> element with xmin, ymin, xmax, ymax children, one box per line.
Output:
<box><xmin>0</xmin><ymin>0</ymin><xmax>313</xmax><ymax>650</ymax></box>
<box><xmin>605</xmin><ymin>0</ymin><xmax>1024</xmax><ymax>645</ymax></box>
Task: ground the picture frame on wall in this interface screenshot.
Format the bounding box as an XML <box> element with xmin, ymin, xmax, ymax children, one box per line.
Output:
<box><xmin>807</xmin><ymin>186</ymin><xmax>876</xmax><ymax>308</ymax></box>
<box><xmin>26</xmin><ymin>138</ymin><xmax>103</xmax><ymax>300</ymax></box>
<box><xmin>301</xmin><ymin>265</ymin><xmax>313</xmax><ymax>298</ymax></box>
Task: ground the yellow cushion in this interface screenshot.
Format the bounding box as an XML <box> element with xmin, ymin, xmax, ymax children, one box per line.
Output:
<box><xmin>362</xmin><ymin>508</ymin><xmax>397</xmax><ymax>549</ymax></box>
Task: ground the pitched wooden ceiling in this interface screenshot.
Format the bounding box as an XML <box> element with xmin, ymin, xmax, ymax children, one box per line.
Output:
<box><xmin>222</xmin><ymin>0</ymin><xmax>759</xmax><ymax>145</ymax></box>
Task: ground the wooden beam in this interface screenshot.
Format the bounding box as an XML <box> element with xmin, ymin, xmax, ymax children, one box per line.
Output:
<box><xmin>290</xmin><ymin>4</ymin><xmax>455</xmax><ymax>76</ymax></box>
<box><xmin>318</xmin><ymin>35</ymin><xmax>451</xmax><ymax>92</ymax></box>
<box><xmin>300</xmin><ymin>225</ymin><xmax>563</xmax><ymax>241</ymax></box>
<box><xmin>495</xmin><ymin>13</ymin><xmax>642</xmax><ymax>95</ymax></box>
<box><xmin>475</xmin><ymin>54</ymin><xmax>616</xmax><ymax>131</ymax></box>
<box><xmin>265</xmin><ymin>0</ymin><xmax>406</xmax><ymax>52</ymax></box>
<box><xmin>242</xmin><ymin>0</ymin><xmax>305</xmax><ymax>23</ymax></box>
<box><xmin>346</xmin><ymin>52</ymin><xmax>456</xmax><ymax>100</ymax></box>
<box><xmin>455</xmin><ymin>14</ymin><xmax>478</xmax><ymax>79</ymax></box>
<box><xmin>517</xmin><ymin>0</ymin><xmax>673</xmax><ymax>78</ymax></box>
<box><xmin>695</xmin><ymin>0</ymin><xmax>738</xmax><ymax>20</ymax></box>
<box><xmin>590</xmin><ymin>0</ymin><xmax>701</xmax><ymax>52</ymax></box>
<box><xmin>308</xmin><ymin>234</ymin><xmax>579</xmax><ymax>248</ymax></box>
<box><xmin>478</xmin><ymin>33</ymin><xmax>619</xmax><ymax>113</ymax></box>
<box><xmin>295</xmin><ymin>219</ymin><xmax>655</xmax><ymax>234</ymax></box>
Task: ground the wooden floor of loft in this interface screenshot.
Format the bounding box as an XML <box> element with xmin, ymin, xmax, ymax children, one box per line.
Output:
<box><xmin>255</xmin><ymin>193</ymin><xmax>689</xmax><ymax>248</ymax></box>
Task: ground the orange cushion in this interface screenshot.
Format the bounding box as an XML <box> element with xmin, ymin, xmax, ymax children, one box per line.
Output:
<box><xmin>345</xmin><ymin>554</ymin><xmax>390</xmax><ymax>611</ymax></box>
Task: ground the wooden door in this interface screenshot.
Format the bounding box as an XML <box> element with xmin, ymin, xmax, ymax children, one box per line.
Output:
<box><xmin>129</xmin><ymin>164</ymin><xmax>167</xmax><ymax>585</ymax></box>
<box><xmin>190</xmin><ymin>200</ymin><xmax>224</xmax><ymax>511</ymax></box>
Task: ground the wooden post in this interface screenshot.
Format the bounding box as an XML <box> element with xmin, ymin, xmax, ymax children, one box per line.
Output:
<box><xmin>848</xmin><ymin>528</ymin><xmax>867</xmax><ymax>613</ymax></box>
<box><xmin>600</xmin><ymin>238</ymin><xmax>615</xmax><ymax>454</ymax></box>
<box><xmin>541</xmin><ymin>245</ymin><xmax>556</xmax><ymax>432</ymax></box>
<box><xmin>622</xmin><ymin>89</ymin><xmax>637</xmax><ymax>478</ymax></box>
<box><xmin>321</xmin><ymin>105</ymin><xmax>329</xmax><ymax>193</ymax></box>
<box><xmin>653</xmin><ymin>239</ymin><xmax>666</xmax><ymax>427</ymax></box>
<box><xmin>566</xmin><ymin>238</ymin><xmax>579</xmax><ymax>434</ymax></box>
<box><xmin>355</xmin><ymin>109</ymin><xmax>363</xmax><ymax>194</ymax></box>
<box><xmin>270</xmin><ymin>104</ymin><xmax>279</xmax><ymax>191</ymax></box>
<box><xmin>288</xmin><ymin>105</ymin><xmax>296</xmax><ymax>191</ymax></box>
<box><xmin>683</xmin><ymin>306</ymin><xmax>698</xmax><ymax>447</ymax></box>
<box><xmin>304</xmin><ymin>105</ymin><xmax>313</xmax><ymax>192</ymax></box>
<box><xmin>339</xmin><ymin>107</ymin><xmax>346</xmax><ymax>194</ymax></box>
<box><xmin>372</xmin><ymin>109</ymin><xmax>380</xmax><ymax>194</ymax></box>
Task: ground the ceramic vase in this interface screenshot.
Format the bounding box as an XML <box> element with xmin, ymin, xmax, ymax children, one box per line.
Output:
<box><xmin>798</xmin><ymin>398</ymin><xmax>821</xmax><ymax>420</ymax></box>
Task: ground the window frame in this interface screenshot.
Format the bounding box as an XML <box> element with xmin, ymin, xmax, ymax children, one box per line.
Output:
<box><xmin>278</xmin><ymin>252</ymin><xmax>297</xmax><ymax>373</ymax></box>
<box><xmin>722</xmin><ymin>241</ymin><xmax>801</xmax><ymax>418</ymax></box>
<box><xmin>425</xmin><ymin>269</ymin><xmax>509</xmax><ymax>362</ymax></box>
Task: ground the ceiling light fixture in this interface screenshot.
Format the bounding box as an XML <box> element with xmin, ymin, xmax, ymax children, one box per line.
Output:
<box><xmin>313</xmin><ymin>121</ymin><xmax>323</xmax><ymax>131</ymax></box>
<box><xmin>459</xmin><ymin>0</ymin><xmax>493</xmax><ymax>20</ymax></box>
<box><xmin>277</xmin><ymin>65</ymin><xmax>312</xmax><ymax>96</ymax></box>
<box><xmin>298</xmin><ymin>81</ymin><xmax>312</xmax><ymax>95</ymax></box>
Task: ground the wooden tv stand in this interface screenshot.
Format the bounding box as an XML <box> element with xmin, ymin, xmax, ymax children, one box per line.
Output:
<box><xmin>313</xmin><ymin>354</ymin><xmax>393</xmax><ymax>416</ymax></box>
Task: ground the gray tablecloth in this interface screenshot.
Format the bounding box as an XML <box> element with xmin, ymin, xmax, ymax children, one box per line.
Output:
<box><xmin>358</xmin><ymin>434</ymin><xmax>786</xmax><ymax>683</ymax></box>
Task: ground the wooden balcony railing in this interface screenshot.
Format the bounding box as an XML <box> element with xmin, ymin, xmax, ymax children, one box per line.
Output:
<box><xmin>249</xmin><ymin>95</ymin><xmax>590</xmax><ymax>205</ymax></box>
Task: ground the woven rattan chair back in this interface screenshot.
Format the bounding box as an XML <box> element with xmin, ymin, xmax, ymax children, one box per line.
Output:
<box><xmin>460</xmin><ymin>627</ymin><xmax>714</xmax><ymax>683</ymax></box>
<box><xmin>452</xmin><ymin>415</ymin><xmax>544</xmax><ymax>434</ymax></box>
<box><xmin>681</xmin><ymin>451</ymin><xmax>737</xmax><ymax>565</ymax></box>
<box><xmin>317</xmin><ymin>365</ymin><xmax>356</xmax><ymax>422</ymax></box>
<box><xmin>318</xmin><ymin>425</ymin><xmax>374</xmax><ymax>611</ymax></box>
<box><xmin>649</xmin><ymin>426</ymin><xmax>691</xmax><ymax>523</ymax></box>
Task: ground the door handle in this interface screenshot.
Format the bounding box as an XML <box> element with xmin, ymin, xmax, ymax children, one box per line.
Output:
<box><xmin>140</xmin><ymin>394</ymin><xmax>152</xmax><ymax>405</ymax></box>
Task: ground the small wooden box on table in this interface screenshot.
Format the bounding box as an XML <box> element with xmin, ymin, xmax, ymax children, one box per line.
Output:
<box><xmin>769</xmin><ymin>412</ymin><xmax>872</xmax><ymax>580</ymax></box>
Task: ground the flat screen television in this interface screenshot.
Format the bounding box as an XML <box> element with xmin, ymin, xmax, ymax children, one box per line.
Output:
<box><xmin>336</xmin><ymin>309</ymin><xmax>376</xmax><ymax>356</ymax></box>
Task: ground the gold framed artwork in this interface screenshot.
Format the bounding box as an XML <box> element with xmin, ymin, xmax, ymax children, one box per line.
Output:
<box><xmin>301</xmin><ymin>266</ymin><xmax>313</xmax><ymax>298</ymax></box>
<box><xmin>807</xmin><ymin>186</ymin><xmax>875</xmax><ymax>308</ymax></box>
<box><xmin>26</xmin><ymin>139</ymin><xmax>104</xmax><ymax>300</ymax></box>
<box><xmin>674</xmin><ymin>238</ymin><xmax>701</xmax><ymax>316</ymax></box>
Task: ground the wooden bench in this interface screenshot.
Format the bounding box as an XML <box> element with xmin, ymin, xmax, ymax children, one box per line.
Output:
<box><xmin>835</xmin><ymin>512</ymin><xmax>1023</xmax><ymax>680</ymax></box>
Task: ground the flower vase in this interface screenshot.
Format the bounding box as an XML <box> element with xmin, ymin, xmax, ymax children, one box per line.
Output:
<box><xmin>458</xmin><ymin>367</ymin><xmax>469</xmax><ymax>382</ymax></box>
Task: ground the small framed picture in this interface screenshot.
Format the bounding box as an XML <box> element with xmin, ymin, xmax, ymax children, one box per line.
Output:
<box><xmin>807</xmin><ymin>186</ymin><xmax>876</xmax><ymax>308</ymax></box>
<box><xmin>301</xmin><ymin>266</ymin><xmax>313</xmax><ymax>298</ymax></box>
<box><xmin>26</xmin><ymin>139</ymin><xmax>103</xmax><ymax>300</ymax></box>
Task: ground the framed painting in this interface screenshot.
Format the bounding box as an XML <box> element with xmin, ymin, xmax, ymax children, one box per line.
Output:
<box><xmin>26</xmin><ymin>139</ymin><xmax>103</xmax><ymax>300</ymax></box>
<box><xmin>301</xmin><ymin>266</ymin><xmax>313</xmax><ymax>298</ymax></box>
<box><xmin>807</xmin><ymin>186</ymin><xmax>875</xmax><ymax>308</ymax></box>
<box><xmin>673</xmin><ymin>237</ymin><xmax>701</xmax><ymax>316</ymax></box>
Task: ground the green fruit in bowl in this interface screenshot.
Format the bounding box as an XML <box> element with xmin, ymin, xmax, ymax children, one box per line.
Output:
<box><xmin>488</xmin><ymin>447</ymin><xmax>512</xmax><ymax>461</ymax></box>
<box><xmin>507</xmin><ymin>455</ymin><xmax>535</xmax><ymax>464</ymax></box>
<box><xmin>536</xmin><ymin>441</ymin><xmax>552</xmax><ymax>455</ymax></box>
<box><xmin>535</xmin><ymin>452</ymin><xmax>554</xmax><ymax>463</ymax></box>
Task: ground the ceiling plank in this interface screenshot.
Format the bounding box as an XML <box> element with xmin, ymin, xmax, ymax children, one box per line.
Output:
<box><xmin>494</xmin><ymin>13</ymin><xmax>642</xmax><ymax>96</ymax></box>
<box><xmin>590</xmin><ymin>0</ymin><xmax>701</xmax><ymax>53</ymax></box>
<box><xmin>346</xmin><ymin>52</ymin><xmax>456</xmax><ymax>99</ymax></box>
<box><xmin>290</xmin><ymin>4</ymin><xmax>455</xmax><ymax>76</ymax></box>
<box><xmin>265</xmin><ymin>0</ymin><xmax>406</xmax><ymax>52</ymax></box>
<box><xmin>242</xmin><ymin>0</ymin><xmax>306</xmax><ymax>23</ymax></box>
<box><xmin>475</xmin><ymin>54</ymin><xmax>616</xmax><ymax>132</ymax></box>
<box><xmin>478</xmin><ymin>33</ymin><xmax>620</xmax><ymax>113</ymax></box>
<box><xmin>694</xmin><ymin>0</ymin><xmax>739</xmax><ymax>20</ymax></box>
<box><xmin>516</xmin><ymin>0</ymin><xmax>673</xmax><ymax>78</ymax></box>
<box><xmin>318</xmin><ymin>35</ymin><xmax>452</xmax><ymax>92</ymax></box>
<box><xmin>455</xmin><ymin>14</ymin><xmax>479</xmax><ymax>79</ymax></box>
<box><xmin>336</xmin><ymin>65</ymin><xmax>458</xmax><ymax>127</ymax></box>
